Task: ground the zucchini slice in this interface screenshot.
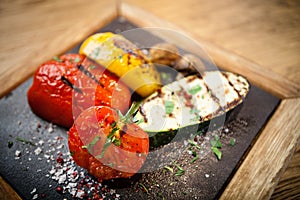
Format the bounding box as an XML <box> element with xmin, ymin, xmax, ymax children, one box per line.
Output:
<box><xmin>134</xmin><ymin>71</ymin><xmax>249</xmax><ymax>147</ymax></box>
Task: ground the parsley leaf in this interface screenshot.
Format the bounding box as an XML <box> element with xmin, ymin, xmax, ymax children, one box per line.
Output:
<box><xmin>210</xmin><ymin>135</ymin><xmax>222</xmax><ymax>160</ymax></box>
<box><xmin>188</xmin><ymin>85</ymin><xmax>202</xmax><ymax>95</ymax></box>
<box><xmin>165</xmin><ymin>100</ymin><xmax>174</xmax><ymax>114</ymax></box>
<box><xmin>53</xmin><ymin>56</ymin><xmax>62</xmax><ymax>62</ymax></box>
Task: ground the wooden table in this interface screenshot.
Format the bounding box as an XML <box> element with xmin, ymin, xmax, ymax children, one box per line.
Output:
<box><xmin>0</xmin><ymin>0</ymin><xmax>299</xmax><ymax>199</ymax></box>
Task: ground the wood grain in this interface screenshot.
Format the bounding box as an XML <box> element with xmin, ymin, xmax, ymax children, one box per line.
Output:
<box><xmin>220</xmin><ymin>98</ymin><xmax>300</xmax><ymax>199</ymax></box>
<box><xmin>0</xmin><ymin>176</ymin><xmax>21</xmax><ymax>200</ymax></box>
<box><xmin>0</xmin><ymin>0</ymin><xmax>117</xmax><ymax>98</ymax></box>
<box><xmin>271</xmin><ymin>145</ymin><xmax>300</xmax><ymax>200</ymax></box>
<box><xmin>120</xmin><ymin>3</ymin><xmax>300</xmax><ymax>99</ymax></box>
<box><xmin>124</xmin><ymin>0</ymin><xmax>300</xmax><ymax>87</ymax></box>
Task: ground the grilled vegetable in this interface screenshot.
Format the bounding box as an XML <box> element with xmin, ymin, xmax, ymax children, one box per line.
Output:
<box><xmin>134</xmin><ymin>71</ymin><xmax>249</xmax><ymax>146</ymax></box>
<box><xmin>27</xmin><ymin>54</ymin><xmax>131</xmax><ymax>128</ymax></box>
<box><xmin>68</xmin><ymin>105</ymin><xmax>149</xmax><ymax>181</ymax></box>
<box><xmin>79</xmin><ymin>32</ymin><xmax>161</xmax><ymax>97</ymax></box>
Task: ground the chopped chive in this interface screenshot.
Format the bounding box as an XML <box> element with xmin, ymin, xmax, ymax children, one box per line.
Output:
<box><xmin>230</xmin><ymin>138</ymin><xmax>236</xmax><ymax>146</ymax></box>
<box><xmin>188</xmin><ymin>85</ymin><xmax>202</xmax><ymax>95</ymax></box>
<box><xmin>173</xmin><ymin>163</ymin><xmax>185</xmax><ymax>176</ymax></box>
<box><xmin>188</xmin><ymin>139</ymin><xmax>201</xmax><ymax>150</ymax></box>
<box><xmin>98</xmin><ymin>126</ymin><xmax>120</xmax><ymax>158</ymax></box>
<box><xmin>16</xmin><ymin>137</ymin><xmax>35</xmax><ymax>146</ymax></box>
<box><xmin>139</xmin><ymin>183</ymin><xmax>149</xmax><ymax>194</ymax></box>
<box><xmin>53</xmin><ymin>56</ymin><xmax>62</xmax><ymax>62</ymax></box>
<box><xmin>191</xmin><ymin>154</ymin><xmax>199</xmax><ymax>163</ymax></box>
<box><xmin>164</xmin><ymin>100</ymin><xmax>174</xmax><ymax>114</ymax></box>
<box><xmin>74</xmin><ymin>57</ymin><xmax>81</xmax><ymax>63</ymax></box>
<box><xmin>211</xmin><ymin>147</ymin><xmax>222</xmax><ymax>160</ymax></box>
<box><xmin>164</xmin><ymin>165</ymin><xmax>174</xmax><ymax>173</ymax></box>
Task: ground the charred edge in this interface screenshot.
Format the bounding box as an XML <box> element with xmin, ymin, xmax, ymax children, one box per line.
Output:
<box><xmin>204</xmin><ymin>80</ymin><xmax>225</xmax><ymax>113</ymax></box>
<box><xmin>139</xmin><ymin>106</ymin><xmax>148</xmax><ymax>123</ymax></box>
<box><xmin>77</xmin><ymin>64</ymin><xmax>104</xmax><ymax>87</ymax></box>
<box><xmin>61</xmin><ymin>76</ymin><xmax>83</xmax><ymax>94</ymax></box>
<box><xmin>223</xmin><ymin>73</ymin><xmax>242</xmax><ymax>99</ymax></box>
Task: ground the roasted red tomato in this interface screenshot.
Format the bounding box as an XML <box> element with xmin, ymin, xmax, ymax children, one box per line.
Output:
<box><xmin>27</xmin><ymin>54</ymin><xmax>131</xmax><ymax>128</ymax></box>
<box><xmin>68</xmin><ymin>106</ymin><xmax>149</xmax><ymax>181</ymax></box>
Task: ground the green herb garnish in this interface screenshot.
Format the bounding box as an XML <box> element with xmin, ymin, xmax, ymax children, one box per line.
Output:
<box><xmin>83</xmin><ymin>135</ymin><xmax>100</xmax><ymax>153</ymax></box>
<box><xmin>98</xmin><ymin>126</ymin><xmax>120</xmax><ymax>158</ymax></box>
<box><xmin>188</xmin><ymin>85</ymin><xmax>202</xmax><ymax>95</ymax></box>
<box><xmin>188</xmin><ymin>139</ymin><xmax>201</xmax><ymax>150</ymax></box>
<box><xmin>230</xmin><ymin>138</ymin><xmax>236</xmax><ymax>146</ymax></box>
<box><xmin>16</xmin><ymin>137</ymin><xmax>35</xmax><ymax>146</ymax></box>
<box><xmin>210</xmin><ymin>135</ymin><xmax>222</xmax><ymax>160</ymax></box>
<box><xmin>173</xmin><ymin>163</ymin><xmax>185</xmax><ymax>176</ymax></box>
<box><xmin>53</xmin><ymin>56</ymin><xmax>62</xmax><ymax>62</ymax></box>
<box><xmin>164</xmin><ymin>165</ymin><xmax>174</xmax><ymax>173</ymax></box>
<box><xmin>164</xmin><ymin>100</ymin><xmax>174</xmax><ymax>114</ymax></box>
<box><xmin>74</xmin><ymin>57</ymin><xmax>81</xmax><ymax>63</ymax></box>
<box><xmin>139</xmin><ymin>183</ymin><xmax>149</xmax><ymax>194</ymax></box>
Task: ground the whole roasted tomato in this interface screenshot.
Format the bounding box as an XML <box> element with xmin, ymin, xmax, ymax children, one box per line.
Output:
<box><xmin>68</xmin><ymin>105</ymin><xmax>149</xmax><ymax>181</ymax></box>
<box><xmin>27</xmin><ymin>54</ymin><xmax>131</xmax><ymax>128</ymax></box>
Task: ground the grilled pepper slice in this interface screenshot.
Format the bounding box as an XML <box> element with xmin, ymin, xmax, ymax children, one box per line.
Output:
<box><xmin>79</xmin><ymin>32</ymin><xmax>161</xmax><ymax>97</ymax></box>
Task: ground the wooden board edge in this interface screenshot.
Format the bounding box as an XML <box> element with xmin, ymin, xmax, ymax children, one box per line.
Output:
<box><xmin>219</xmin><ymin>98</ymin><xmax>300</xmax><ymax>199</ymax></box>
<box><xmin>0</xmin><ymin>6</ymin><xmax>118</xmax><ymax>99</ymax></box>
<box><xmin>0</xmin><ymin>176</ymin><xmax>22</xmax><ymax>200</ymax></box>
<box><xmin>120</xmin><ymin>3</ymin><xmax>300</xmax><ymax>99</ymax></box>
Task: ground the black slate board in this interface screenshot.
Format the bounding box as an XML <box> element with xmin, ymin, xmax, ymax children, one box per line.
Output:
<box><xmin>0</xmin><ymin>18</ymin><xmax>280</xmax><ymax>200</ymax></box>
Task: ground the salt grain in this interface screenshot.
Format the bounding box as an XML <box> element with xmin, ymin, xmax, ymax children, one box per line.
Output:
<box><xmin>15</xmin><ymin>150</ymin><xmax>21</xmax><ymax>157</ymax></box>
<box><xmin>34</xmin><ymin>147</ymin><xmax>42</xmax><ymax>155</ymax></box>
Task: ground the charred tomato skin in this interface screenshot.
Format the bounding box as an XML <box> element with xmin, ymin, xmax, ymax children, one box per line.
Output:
<box><xmin>27</xmin><ymin>54</ymin><xmax>131</xmax><ymax>128</ymax></box>
<box><xmin>68</xmin><ymin>106</ymin><xmax>149</xmax><ymax>181</ymax></box>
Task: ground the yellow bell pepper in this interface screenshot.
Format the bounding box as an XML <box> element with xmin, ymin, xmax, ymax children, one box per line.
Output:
<box><xmin>79</xmin><ymin>32</ymin><xmax>161</xmax><ymax>97</ymax></box>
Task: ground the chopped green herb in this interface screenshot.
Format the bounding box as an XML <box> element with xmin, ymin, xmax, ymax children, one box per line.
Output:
<box><xmin>173</xmin><ymin>163</ymin><xmax>185</xmax><ymax>176</ymax></box>
<box><xmin>70</xmin><ymin>151</ymin><xmax>75</xmax><ymax>156</ymax></box>
<box><xmin>85</xmin><ymin>135</ymin><xmax>100</xmax><ymax>153</ymax></box>
<box><xmin>112</xmin><ymin>137</ymin><xmax>121</xmax><ymax>146</ymax></box>
<box><xmin>135</xmin><ymin>118</ymin><xmax>144</xmax><ymax>125</ymax></box>
<box><xmin>210</xmin><ymin>135</ymin><xmax>222</xmax><ymax>148</ymax></box>
<box><xmin>8</xmin><ymin>141</ymin><xmax>13</xmax><ymax>148</ymax></box>
<box><xmin>188</xmin><ymin>139</ymin><xmax>201</xmax><ymax>150</ymax></box>
<box><xmin>230</xmin><ymin>138</ymin><xmax>236</xmax><ymax>146</ymax></box>
<box><xmin>53</xmin><ymin>56</ymin><xmax>62</xmax><ymax>62</ymax></box>
<box><xmin>16</xmin><ymin>137</ymin><xmax>35</xmax><ymax>146</ymax></box>
<box><xmin>98</xmin><ymin>126</ymin><xmax>120</xmax><ymax>158</ymax></box>
<box><xmin>139</xmin><ymin>183</ymin><xmax>149</xmax><ymax>194</ymax></box>
<box><xmin>188</xmin><ymin>85</ymin><xmax>202</xmax><ymax>95</ymax></box>
<box><xmin>182</xmin><ymin>191</ymin><xmax>187</xmax><ymax>195</ymax></box>
<box><xmin>191</xmin><ymin>154</ymin><xmax>199</xmax><ymax>163</ymax></box>
<box><xmin>164</xmin><ymin>100</ymin><xmax>174</xmax><ymax>114</ymax></box>
<box><xmin>74</xmin><ymin>57</ymin><xmax>81</xmax><ymax>63</ymax></box>
<box><xmin>210</xmin><ymin>135</ymin><xmax>222</xmax><ymax>160</ymax></box>
<box><xmin>164</xmin><ymin>165</ymin><xmax>174</xmax><ymax>173</ymax></box>
<box><xmin>106</xmin><ymin>163</ymin><xmax>114</xmax><ymax>167</ymax></box>
<box><xmin>89</xmin><ymin>65</ymin><xmax>97</xmax><ymax>69</ymax></box>
<box><xmin>211</xmin><ymin>147</ymin><xmax>222</xmax><ymax>160</ymax></box>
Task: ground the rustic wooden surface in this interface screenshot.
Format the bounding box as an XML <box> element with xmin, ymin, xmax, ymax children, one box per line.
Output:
<box><xmin>0</xmin><ymin>0</ymin><xmax>117</xmax><ymax>99</ymax></box>
<box><xmin>0</xmin><ymin>0</ymin><xmax>299</xmax><ymax>199</ymax></box>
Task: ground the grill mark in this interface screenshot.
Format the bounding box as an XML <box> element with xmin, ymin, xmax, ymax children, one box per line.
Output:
<box><xmin>77</xmin><ymin>64</ymin><xmax>104</xmax><ymax>87</ymax></box>
<box><xmin>222</xmin><ymin>72</ymin><xmax>242</xmax><ymax>99</ymax></box>
<box><xmin>139</xmin><ymin>106</ymin><xmax>148</xmax><ymax>123</ymax></box>
<box><xmin>203</xmin><ymin>77</ymin><xmax>224</xmax><ymax>113</ymax></box>
<box><xmin>61</xmin><ymin>76</ymin><xmax>83</xmax><ymax>94</ymax></box>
